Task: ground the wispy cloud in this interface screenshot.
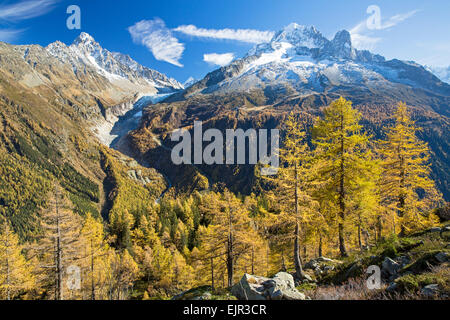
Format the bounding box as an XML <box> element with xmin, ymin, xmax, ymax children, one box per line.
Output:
<box><xmin>0</xmin><ymin>0</ymin><xmax>58</xmax><ymax>22</ymax></box>
<box><xmin>0</xmin><ymin>29</ymin><xmax>24</xmax><ymax>42</ymax></box>
<box><xmin>350</xmin><ymin>33</ymin><xmax>382</xmax><ymax>50</ymax></box>
<box><xmin>380</xmin><ymin>10</ymin><xmax>419</xmax><ymax>30</ymax></box>
<box><xmin>350</xmin><ymin>9</ymin><xmax>419</xmax><ymax>50</ymax></box>
<box><xmin>128</xmin><ymin>18</ymin><xmax>185</xmax><ymax>67</ymax></box>
<box><xmin>0</xmin><ymin>0</ymin><xmax>58</xmax><ymax>42</ymax></box>
<box><xmin>174</xmin><ymin>25</ymin><xmax>274</xmax><ymax>44</ymax></box>
<box><xmin>203</xmin><ymin>53</ymin><xmax>235</xmax><ymax>67</ymax></box>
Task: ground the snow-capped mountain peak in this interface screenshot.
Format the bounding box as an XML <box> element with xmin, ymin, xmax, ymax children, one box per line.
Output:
<box><xmin>46</xmin><ymin>32</ymin><xmax>183</xmax><ymax>92</ymax></box>
<box><xmin>249</xmin><ymin>25</ymin><xmax>363</xmax><ymax>63</ymax></box>
<box><xmin>73</xmin><ymin>32</ymin><xmax>96</xmax><ymax>45</ymax></box>
<box><xmin>183</xmin><ymin>77</ymin><xmax>197</xmax><ymax>88</ymax></box>
<box><xmin>271</xmin><ymin>23</ymin><xmax>328</xmax><ymax>49</ymax></box>
<box><xmin>188</xmin><ymin>23</ymin><xmax>450</xmax><ymax>99</ymax></box>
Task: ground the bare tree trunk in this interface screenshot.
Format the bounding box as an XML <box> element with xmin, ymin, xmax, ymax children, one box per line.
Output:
<box><xmin>399</xmin><ymin>142</ymin><xmax>406</xmax><ymax>236</ymax></box>
<box><xmin>210</xmin><ymin>257</ymin><xmax>214</xmax><ymax>291</ymax></box>
<box><xmin>338</xmin><ymin>115</ymin><xmax>348</xmax><ymax>257</ymax></box>
<box><xmin>318</xmin><ymin>233</ymin><xmax>323</xmax><ymax>258</ymax></box>
<box><xmin>358</xmin><ymin>225</ymin><xmax>362</xmax><ymax>251</ymax></box>
<box><xmin>91</xmin><ymin>240</ymin><xmax>95</xmax><ymax>300</ymax></box>
<box><xmin>226</xmin><ymin>209</ymin><xmax>234</xmax><ymax>288</ymax></box>
<box><xmin>294</xmin><ymin>163</ymin><xmax>305</xmax><ymax>279</ymax></box>
<box><xmin>251</xmin><ymin>246</ymin><xmax>255</xmax><ymax>275</ymax></box>
<box><xmin>377</xmin><ymin>215</ymin><xmax>383</xmax><ymax>242</ymax></box>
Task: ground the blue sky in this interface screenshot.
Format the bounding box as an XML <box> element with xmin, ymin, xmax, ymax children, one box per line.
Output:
<box><xmin>1</xmin><ymin>0</ymin><xmax>449</xmax><ymax>82</ymax></box>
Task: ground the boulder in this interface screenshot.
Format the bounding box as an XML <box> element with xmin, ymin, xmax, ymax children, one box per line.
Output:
<box><xmin>231</xmin><ymin>272</ymin><xmax>306</xmax><ymax>300</ymax></box>
<box><xmin>304</xmin><ymin>257</ymin><xmax>341</xmax><ymax>274</ymax></box>
<box><xmin>316</xmin><ymin>256</ymin><xmax>334</xmax><ymax>263</ymax></box>
<box><xmin>323</xmin><ymin>265</ymin><xmax>335</xmax><ymax>272</ymax></box>
<box><xmin>314</xmin><ymin>267</ymin><xmax>322</xmax><ymax>276</ymax></box>
<box><xmin>172</xmin><ymin>286</ymin><xmax>213</xmax><ymax>300</ymax></box>
<box><xmin>302</xmin><ymin>273</ymin><xmax>313</xmax><ymax>282</ymax></box>
<box><xmin>386</xmin><ymin>282</ymin><xmax>398</xmax><ymax>292</ymax></box>
<box><xmin>230</xmin><ymin>274</ymin><xmax>268</xmax><ymax>300</ymax></box>
<box><xmin>429</xmin><ymin>227</ymin><xmax>442</xmax><ymax>233</ymax></box>
<box><xmin>397</xmin><ymin>255</ymin><xmax>411</xmax><ymax>268</ymax></box>
<box><xmin>435</xmin><ymin>251</ymin><xmax>449</xmax><ymax>263</ymax></box>
<box><xmin>382</xmin><ymin>257</ymin><xmax>400</xmax><ymax>277</ymax></box>
<box><xmin>421</xmin><ymin>284</ymin><xmax>440</xmax><ymax>297</ymax></box>
<box><xmin>304</xmin><ymin>260</ymin><xmax>319</xmax><ymax>270</ymax></box>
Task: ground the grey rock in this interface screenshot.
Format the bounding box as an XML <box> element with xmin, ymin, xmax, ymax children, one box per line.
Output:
<box><xmin>386</xmin><ymin>282</ymin><xmax>398</xmax><ymax>292</ymax></box>
<box><xmin>304</xmin><ymin>260</ymin><xmax>319</xmax><ymax>270</ymax></box>
<box><xmin>323</xmin><ymin>265</ymin><xmax>335</xmax><ymax>272</ymax></box>
<box><xmin>231</xmin><ymin>272</ymin><xmax>306</xmax><ymax>301</ymax></box>
<box><xmin>316</xmin><ymin>257</ymin><xmax>334</xmax><ymax>263</ymax></box>
<box><xmin>280</xmin><ymin>289</ymin><xmax>306</xmax><ymax>300</ymax></box>
<box><xmin>302</xmin><ymin>273</ymin><xmax>313</xmax><ymax>282</ymax></box>
<box><xmin>382</xmin><ymin>257</ymin><xmax>400</xmax><ymax>276</ymax></box>
<box><xmin>397</xmin><ymin>255</ymin><xmax>411</xmax><ymax>268</ymax></box>
<box><xmin>314</xmin><ymin>267</ymin><xmax>322</xmax><ymax>276</ymax></box>
<box><xmin>435</xmin><ymin>252</ymin><xmax>449</xmax><ymax>263</ymax></box>
<box><xmin>231</xmin><ymin>274</ymin><xmax>269</xmax><ymax>301</ymax></box>
<box><xmin>202</xmin><ymin>292</ymin><xmax>212</xmax><ymax>300</ymax></box>
<box><xmin>421</xmin><ymin>284</ymin><xmax>440</xmax><ymax>297</ymax></box>
<box><xmin>429</xmin><ymin>227</ymin><xmax>442</xmax><ymax>233</ymax></box>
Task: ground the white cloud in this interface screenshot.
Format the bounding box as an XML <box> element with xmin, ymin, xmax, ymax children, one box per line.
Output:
<box><xmin>380</xmin><ymin>10</ymin><xmax>419</xmax><ymax>30</ymax></box>
<box><xmin>203</xmin><ymin>53</ymin><xmax>235</xmax><ymax>67</ymax></box>
<box><xmin>128</xmin><ymin>18</ymin><xmax>185</xmax><ymax>67</ymax></box>
<box><xmin>0</xmin><ymin>0</ymin><xmax>58</xmax><ymax>22</ymax></box>
<box><xmin>174</xmin><ymin>25</ymin><xmax>274</xmax><ymax>44</ymax></box>
<box><xmin>350</xmin><ymin>32</ymin><xmax>381</xmax><ymax>51</ymax></box>
<box><xmin>0</xmin><ymin>0</ymin><xmax>59</xmax><ymax>42</ymax></box>
<box><xmin>350</xmin><ymin>9</ymin><xmax>419</xmax><ymax>50</ymax></box>
<box><xmin>0</xmin><ymin>29</ymin><xmax>23</xmax><ymax>42</ymax></box>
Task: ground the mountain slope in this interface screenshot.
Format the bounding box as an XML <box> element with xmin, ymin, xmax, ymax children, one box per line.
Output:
<box><xmin>0</xmin><ymin>33</ymin><xmax>174</xmax><ymax>239</ymax></box>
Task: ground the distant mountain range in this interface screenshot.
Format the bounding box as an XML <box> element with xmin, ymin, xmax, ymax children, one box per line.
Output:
<box><xmin>126</xmin><ymin>23</ymin><xmax>450</xmax><ymax>200</ymax></box>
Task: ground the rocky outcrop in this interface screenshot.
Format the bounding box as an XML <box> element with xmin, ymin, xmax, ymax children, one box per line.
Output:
<box><xmin>231</xmin><ymin>272</ymin><xmax>306</xmax><ymax>300</ymax></box>
<box><xmin>304</xmin><ymin>257</ymin><xmax>342</xmax><ymax>277</ymax></box>
<box><xmin>104</xmin><ymin>98</ymin><xmax>138</xmax><ymax>123</ymax></box>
